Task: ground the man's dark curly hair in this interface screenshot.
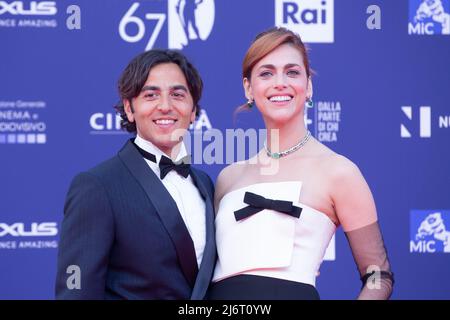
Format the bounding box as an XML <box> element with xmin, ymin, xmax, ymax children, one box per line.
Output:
<box><xmin>114</xmin><ymin>49</ymin><xmax>203</xmax><ymax>133</ymax></box>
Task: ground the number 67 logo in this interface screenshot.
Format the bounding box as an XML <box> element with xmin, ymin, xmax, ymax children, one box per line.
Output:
<box><xmin>118</xmin><ymin>2</ymin><xmax>165</xmax><ymax>51</ymax></box>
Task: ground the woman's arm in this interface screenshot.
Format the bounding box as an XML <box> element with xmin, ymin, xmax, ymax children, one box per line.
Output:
<box><xmin>330</xmin><ymin>156</ymin><xmax>394</xmax><ymax>299</ymax></box>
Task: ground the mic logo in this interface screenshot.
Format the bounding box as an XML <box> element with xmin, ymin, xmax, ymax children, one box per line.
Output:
<box><xmin>408</xmin><ymin>0</ymin><xmax>450</xmax><ymax>35</ymax></box>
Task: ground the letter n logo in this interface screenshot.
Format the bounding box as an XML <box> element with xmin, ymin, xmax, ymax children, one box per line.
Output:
<box><xmin>401</xmin><ymin>106</ymin><xmax>431</xmax><ymax>138</ymax></box>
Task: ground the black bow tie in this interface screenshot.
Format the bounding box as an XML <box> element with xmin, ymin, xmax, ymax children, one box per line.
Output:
<box><xmin>158</xmin><ymin>155</ymin><xmax>191</xmax><ymax>179</ymax></box>
<box><xmin>134</xmin><ymin>142</ymin><xmax>190</xmax><ymax>179</ymax></box>
<box><xmin>234</xmin><ymin>192</ymin><xmax>302</xmax><ymax>221</ymax></box>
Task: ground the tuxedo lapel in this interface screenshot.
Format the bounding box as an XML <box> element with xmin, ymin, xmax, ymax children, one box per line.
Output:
<box><xmin>189</xmin><ymin>168</ymin><xmax>216</xmax><ymax>300</ymax></box>
<box><xmin>118</xmin><ymin>140</ymin><xmax>198</xmax><ymax>288</ymax></box>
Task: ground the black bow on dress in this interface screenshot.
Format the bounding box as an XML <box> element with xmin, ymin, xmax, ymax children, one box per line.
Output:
<box><xmin>234</xmin><ymin>192</ymin><xmax>302</xmax><ymax>221</ymax></box>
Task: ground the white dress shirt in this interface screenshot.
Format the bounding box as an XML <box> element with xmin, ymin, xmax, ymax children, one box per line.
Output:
<box><xmin>134</xmin><ymin>135</ymin><xmax>206</xmax><ymax>267</ymax></box>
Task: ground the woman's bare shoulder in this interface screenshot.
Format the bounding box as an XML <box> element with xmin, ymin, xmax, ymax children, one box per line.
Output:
<box><xmin>325</xmin><ymin>154</ymin><xmax>362</xmax><ymax>183</ymax></box>
<box><xmin>309</xmin><ymin>140</ymin><xmax>361</xmax><ymax>179</ymax></box>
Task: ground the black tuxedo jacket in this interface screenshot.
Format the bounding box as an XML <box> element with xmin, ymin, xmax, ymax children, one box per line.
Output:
<box><xmin>55</xmin><ymin>140</ymin><xmax>216</xmax><ymax>299</ymax></box>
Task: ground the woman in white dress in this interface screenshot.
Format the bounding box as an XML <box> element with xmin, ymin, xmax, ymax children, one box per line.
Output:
<box><xmin>208</xmin><ymin>27</ymin><xmax>394</xmax><ymax>300</ymax></box>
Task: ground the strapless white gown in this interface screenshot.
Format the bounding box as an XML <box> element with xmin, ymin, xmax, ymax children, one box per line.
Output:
<box><xmin>212</xmin><ymin>181</ymin><xmax>336</xmax><ymax>288</ymax></box>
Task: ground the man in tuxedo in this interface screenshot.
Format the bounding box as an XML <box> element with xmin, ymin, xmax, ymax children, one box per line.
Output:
<box><xmin>55</xmin><ymin>49</ymin><xmax>216</xmax><ymax>299</ymax></box>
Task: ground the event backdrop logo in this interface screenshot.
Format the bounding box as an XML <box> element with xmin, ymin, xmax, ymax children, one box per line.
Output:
<box><xmin>89</xmin><ymin>112</ymin><xmax>124</xmax><ymax>135</ymax></box>
<box><xmin>400</xmin><ymin>105</ymin><xmax>450</xmax><ymax>138</ymax></box>
<box><xmin>410</xmin><ymin>210</ymin><xmax>450</xmax><ymax>253</ymax></box>
<box><xmin>0</xmin><ymin>0</ymin><xmax>57</xmax><ymax>28</ymax></box>
<box><xmin>0</xmin><ymin>1</ymin><xmax>57</xmax><ymax>15</ymax></box>
<box><xmin>119</xmin><ymin>0</ymin><xmax>215</xmax><ymax>50</ymax></box>
<box><xmin>168</xmin><ymin>0</ymin><xmax>215</xmax><ymax>49</ymax></box>
<box><xmin>305</xmin><ymin>100</ymin><xmax>341</xmax><ymax>143</ymax></box>
<box><xmin>274</xmin><ymin>0</ymin><xmax>334</xmax><ymax>43</ymax></box>
<box><xmin>401</xmin><ymin>106</ymin><xmax>431</xmax><ymax>138</ymax></box>
<box><xmin>0</xmin><ymin>100</ymin><xmax>48</xmax><ymax>144</ymax></box>
<box><xmin>0</xmin><ymin>221</ymin><xmax>58</xmax><ymax>249</ymax></box>
<box><xmin>408</xmin><ymin>0</ymin><xmax>450</xmax><ymax>35</ymax></box>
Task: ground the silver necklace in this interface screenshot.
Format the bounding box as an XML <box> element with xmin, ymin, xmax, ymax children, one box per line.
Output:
<box><xmin>264</xmin><ymin>130</ymin><xmax>311</xmax><ymax>159</ymax></box>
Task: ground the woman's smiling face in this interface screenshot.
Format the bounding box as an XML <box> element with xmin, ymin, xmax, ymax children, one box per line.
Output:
<box><xmin>244</xmin><ymin>43</ymin><xmax>311</xmax><ymax>125</ymax></box>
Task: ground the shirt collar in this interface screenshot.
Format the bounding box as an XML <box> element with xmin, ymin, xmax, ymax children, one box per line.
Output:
<box><xmin>134</xmin><ymin>134</ymin><xmax>188</xmax><ymax>164</ymax></box>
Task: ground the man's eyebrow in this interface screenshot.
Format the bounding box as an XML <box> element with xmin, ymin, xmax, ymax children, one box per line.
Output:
<box><xmin>140</xmin><ymin>85</ymin><xmax>188</xmax><ymax>92</ymax></box>
<box><xmin>141</xmin><ymin>85</ymin><xmax>160</xmax><ymax>92</ymax></box>
<box><xmin>170</xmin><ymin>85</ymin><xmax>188</xmax><ymax>92</ymax></box>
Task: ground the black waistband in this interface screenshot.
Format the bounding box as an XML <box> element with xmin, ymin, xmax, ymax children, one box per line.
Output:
<box><xmin>208</xmin><ymin>274</ymin><xmax>320</xmax><ymax>300</ymax></box>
